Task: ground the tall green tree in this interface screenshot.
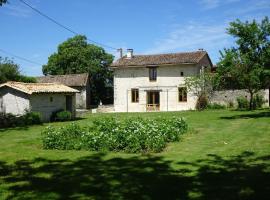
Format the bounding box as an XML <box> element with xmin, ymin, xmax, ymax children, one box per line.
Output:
<box><xmin>42</xmin><ymin>35</ymin><xmax>114</xmax><ymax>105</ymax></box>
<box><xmin>0</xmin><ymin>0</ymin><xmax>7</xmax><ymax>6</ymax></box>
<box><xmin>216</xmin><ymin>17</ymin><xmax>270</xmax><ymax>109</ymax></box>
<box><xmin>0</xmin><ymin>57</ymin><xmax>36</xmax><ymax>84</ymax></box>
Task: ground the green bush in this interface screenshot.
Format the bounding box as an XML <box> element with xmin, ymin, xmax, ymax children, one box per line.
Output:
<box><xmin>56</xmin><ymin>111</ymin><xmax>72</xmax><ymax>121</ymax></box>
<box><xmin>237</xmin><ymin>96</ymin><xmax>249</xmax><ymax>110</ymax></box>
<box><xmin>237</xmin><ymin>95</ymin><xmax>265</xmax><ymax>110</ymax></box>
<box><xmin>50</xmin><ymin>110</ymin><xmax>72</xmax><ymax>122</ymax></box>
<box><xmin>206</xmin><ymin>103</ymin><xmax>226</xmax><ymax>110</ymax></box>
<box><xmin>41</xmin><ymin>117</ymin><xmax>188</xmax><ymax>153</ymax></box>
<box><xmin>24</xmin><ymin>112</ymin><xmax>42</xmax><ymax>125</ymax></box>
<box><xmin>0</xmin><ymin>111</ymin><xmax>42</xmax><ymax>128</ymax></box>
<box><xmin>252</xmin><ymin>94</ymin><xmax>265</xmax><ymax>109</ymax></box>
<box><xmin>196</xmin><ymin>93</ymin><xmax>208</xmax><ymax>110</ymax></box>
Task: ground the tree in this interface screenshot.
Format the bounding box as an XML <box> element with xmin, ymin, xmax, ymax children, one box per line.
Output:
<box><xmin>0</xmin><ymin>57</ymin><xmax>36</xmax><ymax>84</ymax></box>
<box><xmin>0</xmin><ymin>0</ymin><xmax>7</xmax><ymax>6</ymax></box>
<box><xmin>185</xmin><ymin>69</ymin><xmax>216</xmax><ymax>110</ymax></box>
<box><xmin>42</xmin><ymin>35</ymin><xmax>114</xmax><ymax>105</ymax></box>
<box><xmin>216</xmin><ymin>17</ymin><xmax>270</xmax><ymax>110</ymax></box>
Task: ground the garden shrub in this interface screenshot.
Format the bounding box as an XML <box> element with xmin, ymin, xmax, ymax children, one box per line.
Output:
<box><xmin>50</xmin><ymin>110</ymin><xmax>72</xmax><ymax>122</ymax></box>
<box><xmin>252</xmin><ymin>94</ymin><xmax>265</xmax><ymax>109</ymax></box>
<box><xmin>237</xmin><ymin>96</ymin><xmax>249</xmax><ymax>110</ymax></box>
<box><xmin>206</xmin><ymin>103</ymin><xmax>226</xmax><ymax>110</ymax></box>
<box><xmin>237</xmin><ymin>95</ymin><xmax>265</xmax><ymax>110</ymax></box>
<box><xmin>24</xmin><ymin>112</ymin><xmax>42</xmax><ymax>125</ymax></box>
<box><xmin>0</xmin><ymin>111</ymin><xmax>42</xmax><ymax>128</ymax></box>
<box><xmin>196</xmin><ymin>93</ymin><xmax>208</xmax><ymax>110</ymax></box>
<box><xmin>55</xmin><ymin>111</ymin><xmax>72</xmax><ymax>121</ymax></box>
<box><xmin>41</xmin><ymin>117</ymin><xmax>188</xmax><ymax>153</ymax></box>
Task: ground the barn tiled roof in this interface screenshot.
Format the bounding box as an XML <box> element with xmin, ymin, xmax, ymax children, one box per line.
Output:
<box><xmin>0</xmin><ymin>82</ymin><xmax>79</xmax><ymax>94</ymax></box>
<box><xmin>111</xmin><ymin>51</ymin><xmax>209</xmax><ymax>67</ymax></box>
<box><xmin>36</xmin><ymin>73</ymin><xmax>89</xmax><ymax>87</ymax></box>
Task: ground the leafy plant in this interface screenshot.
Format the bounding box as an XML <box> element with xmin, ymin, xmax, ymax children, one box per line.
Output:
<box><xmin>207</xmin><ymin>103</ymin><xmax>226</xmax><ymax>110</ymax></box>
<box><xmin>55</xmin><ymin>111</ymin><xmax>72</xmax><ymax>122</ymax></box>
<box><xmin>41</xmin><ymin>117</ymin><xmax>188</xmax><ymax>153</ymax></box>
<box><xmin>0</xmin><ymin>111</ymin><xmax>42</xmax><ymax>128</ymax></box>
<box><xmin>237</xmin><ymin>96</ymin><xmax>249</xmax><ymax>110</ymax></box>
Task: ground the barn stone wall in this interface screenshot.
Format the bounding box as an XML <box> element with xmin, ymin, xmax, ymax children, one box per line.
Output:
<box><xmin>30</xmin><ymin>93</ymin><xmax>76</xmax><ymax>122</ymax></box>
<box><xmin>0</xmin><ymin>87</ymin><xmax>30</xmax><ymax>115</ymax></box>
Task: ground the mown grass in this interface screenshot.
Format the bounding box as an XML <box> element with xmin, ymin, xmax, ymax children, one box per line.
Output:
<box><xmin>0</xmin><ymin>109</ymin><xmax>270</xmax><ymax>199</ymax></box>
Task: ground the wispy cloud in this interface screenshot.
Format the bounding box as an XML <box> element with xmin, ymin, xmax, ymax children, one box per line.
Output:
<box><xmin>226</xmin><ymin>0</ymin><xmax>270</xmax><ymax>16</ymax></box>
<box><xmin>1</xmin><ymin>0</ymin><xmax>40</xmax><ymax>18</ymax></box>
<box><xmin>144</xmin><ymin>22</ymin><xmax>230</xmax><ymax>56</ymax></box>
<box><xmin>200</xmin><ymin>0</ymin><xmax>240</xmax><ymax>10</ymax></box>
<box><xmin>2</xmin><ymin>4</ymin><xmax>32</xmax><ymax>18</ymax></box>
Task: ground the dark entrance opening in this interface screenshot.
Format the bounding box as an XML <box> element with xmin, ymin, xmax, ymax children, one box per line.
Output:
<box><xmin>66</xmin><ymin>95</ymin><xmax>73</xmax><ymax>112</ymax></box>
<box><xmin>146</xmin><ymin>91</ymin><xmax>160</xmax><ymax>111</ymax></box>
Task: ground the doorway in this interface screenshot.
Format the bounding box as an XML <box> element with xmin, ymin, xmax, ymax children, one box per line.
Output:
<box><xmin>66</xmin><ymin>95</ymin><xmax>73</xmax><ymax>112</ymax></box>
<box><xmin>146</xmin><ymin>91</ymin><xmax>160</xmax><ymax>111</ymax></box>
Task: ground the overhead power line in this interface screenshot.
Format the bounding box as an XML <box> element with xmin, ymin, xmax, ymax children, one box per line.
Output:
<box><xmin>0</xmin><ymin>48</ymin><xmax>43</xmax><ymax>66</ymax></box>
<box><xmin>19</xmin><ymin>0</ymin><xmax>118</xmax><ymax>51</ymax></box>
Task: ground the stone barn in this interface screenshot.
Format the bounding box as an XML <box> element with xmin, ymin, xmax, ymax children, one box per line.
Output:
<box><xmin>0</xmin><ymin>82</ymin><xmax>78</xmax><ymax>122</ymax></box>
<box><xmin>37</xmin><ymin>73</ymin><xmax>90</xmax><ymax>109</ymax></box>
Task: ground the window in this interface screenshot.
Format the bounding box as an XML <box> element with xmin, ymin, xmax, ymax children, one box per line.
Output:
<box><xmin>178</xmin><ymin>87</ymin><xmax>187</xmax><ymax>102</ymax></box>
<box><xmin>180</xmin><ymin>71</ymin><xmax>184</xmax><ymax>76</ymax></box>
<box><xmin>131</xmin><ymin>89</ymin><xmax>139</xmax><ymax>103</ymax></box>
<box><xmin>50</xmin><ymin>97</ymin><xmax>53</xmax><ymax>102</ymax></box>
<box><xmin>149</xmin><ymin>67</ymin><xmax>157</xmax><ymax>81</ymax></box>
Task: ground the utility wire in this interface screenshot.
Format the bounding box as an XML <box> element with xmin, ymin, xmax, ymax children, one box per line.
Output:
<box><xmin>0</xmin><ymin>48</ymin><xmax>43</xmax><ymax>66</ymax></box>
<box><xmin>19</xmin><ymin>0</ymin><xmax>118</xmax><ymax>51</ymax></box>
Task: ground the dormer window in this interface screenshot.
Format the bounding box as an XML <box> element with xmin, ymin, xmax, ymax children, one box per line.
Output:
<box><xmin>149</xmin><ymin>67</ymin><xmax>157</xmax><ymax>81</ymax></box>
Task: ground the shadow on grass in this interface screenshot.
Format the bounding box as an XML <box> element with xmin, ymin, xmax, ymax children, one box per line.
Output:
<box><xmin>220</xmin><ymin>110</ymin><xmax>270</xmax><ymax>120</ymax></box>
<box><xmin>0</xmin><ymin>151</ymin><xmax>269</xmax><ymax>199</ymax></box>
<box><xmin>0</xmin><ymin>126</ymin><xmax>30</xmax><ymax>133</ymax></box>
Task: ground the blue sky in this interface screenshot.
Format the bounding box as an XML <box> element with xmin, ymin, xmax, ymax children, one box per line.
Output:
<box><xmin>0</xmin><ymin>0</ymin><xmax>269</xmax><ymax>76</ymax></box>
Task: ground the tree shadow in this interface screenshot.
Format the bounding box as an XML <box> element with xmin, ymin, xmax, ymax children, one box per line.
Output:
<box><xmin>0</xmin><ymin>126</ymin><xmax>30</xmax><ymax>133</ymax></box>
<box><xmin>220</xmin><ymin>110</ymin><xmax>270</xmax><ymax>120</ymax></box>
<box><xmin>0</xmin><ymin>151</ymin><xmax>269</xmax><ymax>199</ymax></box>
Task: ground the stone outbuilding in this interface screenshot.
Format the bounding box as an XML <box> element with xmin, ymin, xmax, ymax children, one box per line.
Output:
<box><xmin>37</xmin><ymin>73</ymin><xmax>90</xmax><ymax>109</ymax></box>
<box><xmin>0</xmin><ymin>81</ymin><xmax>79</xmax><ymax>122</ymax></box>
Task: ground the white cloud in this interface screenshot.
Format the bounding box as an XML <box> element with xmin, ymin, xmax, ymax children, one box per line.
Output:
<box><xmin>2</xmin><ymin>4</ymin><xmax>32</xmax><ymax>18</ymax></box>
<box><xmin>200</xmin><ymin>0</ymin><xmax>241</xmax><ymax>10</ymax></box>
<box><xmin>144</xmin><ymin>22</ymin><xmax>230</xmax><ymax>56</ymax></box>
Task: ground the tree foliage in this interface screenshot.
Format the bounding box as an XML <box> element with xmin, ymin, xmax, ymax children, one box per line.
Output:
<box><xmin>0</xmin><ymin>0</ymin><xmax>7</xmax><ymax>6</ymax></box>
<box><xmin>216</xmin><ymin>17</ymin><xmax>270</xmax><ymax>109</ymax></box>
<box><xmin>42</xmin><ymin>35</ymin><xmax>114</xmax><ymax>105</ymax></box>
<box><xmin>0</xmin><ymin>57</ymin><xmax>36</xmax><ymax>84</ymax></box>
<box><xmin>185</xmin><ymin>69</ymin><xmax>216</xmax><ymax>110</ymax></box>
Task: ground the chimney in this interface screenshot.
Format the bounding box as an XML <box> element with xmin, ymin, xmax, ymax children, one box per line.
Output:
<box><xmin>126</xmin><ymin>49</ymin><xmax>133</xmax><ymax>59</ymax></box>
<box><xmin>117</xmin><ymin>48</ymin><xmax>123</xmax><ymax>58</ymax></box>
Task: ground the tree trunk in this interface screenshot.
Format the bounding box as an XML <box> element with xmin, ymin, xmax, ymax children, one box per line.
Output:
<box><xmin>249</xmin><ymin>91</ymin><xmax>254</xmax><ymax>110</ymax></box>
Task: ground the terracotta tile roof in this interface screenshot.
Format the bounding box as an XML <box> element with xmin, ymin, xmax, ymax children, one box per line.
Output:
<box><xmin>111</xmin><ymin>51</ymin><xmax>209</xmax><ymax>67</ymax></box>
<box><xmin>0</xmin><ymin>82</ymin><xmax>79</xmax><ymax>94</ymax></box>
<box><xmin>36</xmin><ymin>73</ymin><xmax>89</xmax><ymax>87</ymax></box>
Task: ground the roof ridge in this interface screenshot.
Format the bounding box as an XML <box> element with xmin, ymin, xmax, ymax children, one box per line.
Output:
<box><xmin>129</xmin><ymin>50</ymin><xmax>207</xmax><ymax>57</ymax></box>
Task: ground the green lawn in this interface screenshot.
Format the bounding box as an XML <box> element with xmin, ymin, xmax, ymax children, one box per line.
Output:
<box><xmin>0</xmin><ymin>109</ymin><xmax>270</xmax><ymax>199</ymax></box>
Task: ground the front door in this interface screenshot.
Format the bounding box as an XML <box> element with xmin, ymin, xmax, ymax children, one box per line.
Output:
<box><xmin>147</xmin><ymin>91</ymin><xmax>160</xmax><ymax>111</ymax></box>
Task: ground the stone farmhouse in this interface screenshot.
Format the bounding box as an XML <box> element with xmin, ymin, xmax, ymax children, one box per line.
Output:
<box><xmin>37</xmin><ymin>73</ymin><xmax>91</xmax><ymax>109</ymax></box>
<box><xmin>0</xmin><ymin>82</ymin><xmax>78</xmax><ymax>121</ymax></box>
<box><xmin>111</xmin><ymin>50</ymin><xmax>213</xmax><ymax>112</ymax></box>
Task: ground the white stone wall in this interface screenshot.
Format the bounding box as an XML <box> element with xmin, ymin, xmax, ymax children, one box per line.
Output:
<box><xmin>30</xmin><ymin>93</ymin><xmax>76</xmax><ymax>122</ymax></box>
<box><xmin>74</xmin><ymin>87</ymin><xmax>87</xmax><ymax>109</ymax></box>
<box><xmin>113</xmin><ymin>64</ymin><xmax>202</xmax><ymax>112</ymax></box>
<box><xmin>0</xmin><ymin>87</ymin><xmax>30</xmax><ymax>115</ymax></box>
<box><xmin>212</xmin><ymin>89</ymin><xmax>270</xmax><ymax>107</ymax></box>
